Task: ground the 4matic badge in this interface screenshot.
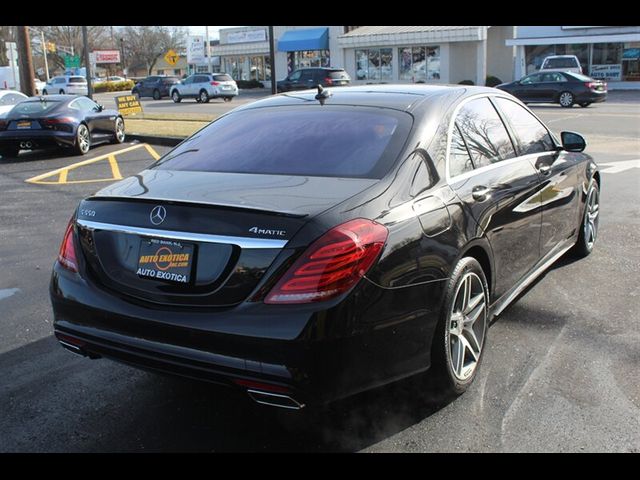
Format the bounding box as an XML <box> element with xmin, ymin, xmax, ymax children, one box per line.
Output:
<box><xmin>249</xmin><ymin>226</ymin><xmax>287</xmax><ymax>237</ymax></box>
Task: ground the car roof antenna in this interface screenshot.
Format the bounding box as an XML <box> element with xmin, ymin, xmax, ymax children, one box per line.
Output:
<box><xmin>315</xmin><ymin>84</ymin><xmax>331</xmax><ymax>105</ymax></box>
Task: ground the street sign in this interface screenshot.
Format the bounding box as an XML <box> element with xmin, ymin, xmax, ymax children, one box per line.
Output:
<box><xmin>62</xmin><ymin>54</ymin><xmax>81</xmax><ymax>68</ymax></box>
<box><xmin>164</xmin><ymin>49</ymin><xmax>180</xmax><ymax>66</ymax></box>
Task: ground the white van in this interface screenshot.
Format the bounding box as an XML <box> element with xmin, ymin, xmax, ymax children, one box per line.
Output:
<box><xmin>540</xmin><ymin>55</ymin><xmax>583</xmax><ymax>74</ymax></box>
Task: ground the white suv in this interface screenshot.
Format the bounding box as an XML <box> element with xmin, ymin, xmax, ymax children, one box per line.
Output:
<box><xmin>42</xmin><ymin>76</ymin><xmax>89</xmax><ymax>96</ymax></box>
<box><xmin>540</xmin><ymin>55</ymin><xmax>583</xmax><ymax>74</ymax></box>
<box><xmin>170</xmin><ymin>73</ymin><xmax>238</xmax><ymax>103</ymax></box>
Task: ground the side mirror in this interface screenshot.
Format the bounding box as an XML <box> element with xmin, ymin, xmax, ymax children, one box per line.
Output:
<box><xmin>95</xmin><ymin>104</ymin><xmax>104</xmax><ymax>112</ymax></box>
<box><xmin>561</xmin><ymin>131</ymin><xmax>586</xmax><ymax>152</ymax></box>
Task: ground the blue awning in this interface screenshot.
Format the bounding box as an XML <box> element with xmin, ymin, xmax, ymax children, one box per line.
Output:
<box><xmin>278</xmin><ymin>28</ymin><xmax>329</xmax><ymax>52</ymax></box>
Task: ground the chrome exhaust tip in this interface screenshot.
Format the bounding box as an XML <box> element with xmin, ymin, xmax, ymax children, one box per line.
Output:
<box><xmin>247</xmin><ymin>389</ymin><xmax>306</xmax><ymax>410</ymax></box>
<box><xmin>19</xmin><ymin>141</ymin><xmax>26</xmax><ymax>149</ymax></box>
<box><xmin>25</xmin><ymin>141</ymin><xmax>33</xmax><ymax>149</ymax></box>
<box><xmin>58</xmin><ymin>340</ymin><xmax>87</xmax><ymax>357</ymax></box>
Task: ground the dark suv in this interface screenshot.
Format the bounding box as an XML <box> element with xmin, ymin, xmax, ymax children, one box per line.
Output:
<box><xmin>132</xmin><ymin>75</ymin><xmax>181</xmax><ymax>100</ymax></box>
<box><xmin>276</xmin><ymin>67</ymin><xmax>350</xmax><ymax>93</ymax></box>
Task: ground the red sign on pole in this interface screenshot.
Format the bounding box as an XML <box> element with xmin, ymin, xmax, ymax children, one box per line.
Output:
<box><xmin>93</xmin><ymin>50</ymin><xmax>121</xmax><ymax>64</ymax></box>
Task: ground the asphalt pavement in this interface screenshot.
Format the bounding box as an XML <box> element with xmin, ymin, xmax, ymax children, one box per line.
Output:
<box><xmin>0</xmin><ymin>92</ymin><xmax>638</xmax><ymax>452</ymax></box>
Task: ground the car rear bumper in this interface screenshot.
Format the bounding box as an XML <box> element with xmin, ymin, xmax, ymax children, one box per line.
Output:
<box><xmin>0</xmin><ymin>129</ymin><xmax>76</xmax><ymax>147</ymax></box>
<box><xmin>576</xmin><ymin>90</ymin><xmax>607</xmax><ymax>103</ymax></box>
<box><xmin>50</xmin><ymin>262</ymin><xmax>442</xmax><ymax>407</ymax></box>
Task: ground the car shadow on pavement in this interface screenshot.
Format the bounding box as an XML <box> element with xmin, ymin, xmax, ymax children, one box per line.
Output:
<box><xmin>0</xmin><ymin>335</ymin><xmax>454</xmax><ymax>452</ymax></box>
<box><xmin>0</xmin><ymin>148</ymin><xmax>77</xmax><ymax>165</ymax></box>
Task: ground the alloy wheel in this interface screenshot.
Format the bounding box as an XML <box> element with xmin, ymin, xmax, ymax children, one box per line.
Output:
<box><xmin>584</xmin><ymin>185</ymin><xmax>600</xmax><ymax>249</ymax></box>
<box><xmin>115</xmin><ymin>118</ymin><xmax>125</xmax><ymax>142</ymax></box>
<box><xmin>77</xmin><ymin>125</ymin><xmax>90</xmax><ymax>153</ymax></box>
<box><xmin>448</xmin><ymin>272</ymin><xmax>487</xmax><ymax>381</ymax></box>
<box><xmin>200</xmin><ymin>91</ymin><xmax>208</xmax><ymax>102</ymax></box>
<box><xmin>559</xmin><ymin>92</ymin><xmax>574</xmax><ymax>107</ymax></box>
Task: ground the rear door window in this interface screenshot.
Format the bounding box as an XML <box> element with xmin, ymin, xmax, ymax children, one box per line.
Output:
<box><xmin>153</xmin><ymin>106</ymin><xmax>412</xmax><ymax>179</ymax></box>
<box><xmin>455</xmin><ymin>97</ymin><xmax>516</xmax><ymax>168</ymax></box>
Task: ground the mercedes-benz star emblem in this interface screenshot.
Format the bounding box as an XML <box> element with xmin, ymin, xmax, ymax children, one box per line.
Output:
<box><xmin>150</xmin><ymin>206</ymin><xmax>167</xmax><ymax>225</ymax></box>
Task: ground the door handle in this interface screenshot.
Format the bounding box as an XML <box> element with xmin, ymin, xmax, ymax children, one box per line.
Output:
<box><xmin>472</xmin><ymin>186</ymin><xmax>492</xmax><ymax>201</ymax></box>
<box><xmin>538</xmin><ymin>165</ymin><xmax>551</xmax><ymax>175</ymax></box>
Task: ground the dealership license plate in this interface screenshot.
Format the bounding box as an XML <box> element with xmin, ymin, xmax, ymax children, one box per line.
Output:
<box><xmin>136</xmin><ymin>238</ymin><xmax>195</xmax><ymax>284</ymax></box>
<box><xmin>222</xmin><ymin>85</ymin><xmax>232</xmax><ymax>90</ymax></box>
<box><xmin>16</xmin><ymin>121</ymin><xmax>31</xmax><ymax>129</ymax></box>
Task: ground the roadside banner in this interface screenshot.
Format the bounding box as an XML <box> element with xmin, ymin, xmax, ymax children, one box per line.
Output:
<box><xmin>115</xmin><ymin>94</ymin><xmax>143</xmax><ymax>116</ymax></box>
<box><xmin>187</xmin><ymin>36</ymin><xmax>205</xmax><ymax>64</ymax></box>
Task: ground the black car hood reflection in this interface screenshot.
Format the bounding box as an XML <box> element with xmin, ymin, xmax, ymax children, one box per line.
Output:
<box><xmin>94</xmin><ymin>169</ymin><xmax>378</xmax><ymax>217</ymax></box>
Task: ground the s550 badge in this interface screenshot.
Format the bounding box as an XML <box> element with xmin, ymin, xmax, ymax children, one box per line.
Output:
<box><xmin>249</xmin><ymin>227</ymin><xmax>286</xmax><ymax>237</ymax></box>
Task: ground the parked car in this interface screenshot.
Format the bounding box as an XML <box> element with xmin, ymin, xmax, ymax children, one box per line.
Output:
<box><xmin>0</xmin><ymin>95</ymin><xmax>125</xmax><ymax>158</ymax></box>
<box><xmin>42</xmin><ymin>76</ymin><xmax>88</xmax><ymax>96</ymax></box>
<box><xmin>540</xmin><ymin>55</ymin><xmax>583</xmax><ymax>74</ymax></box>
<box><xmin>106</xmin><ymin>76</ymin><xmax>125</xmax><ymax>83</ymax></box>
<box><xmin>170</xmin><ymin>73</ymin><xmax>238</xmax><ymax>103</ymax></box>
<box><xmin>276</xmin><ymin>67</ymin><xmax>351</xmax><ymax>93</ymax></box>
<box><xmin>131</xmin><ymin>75</ymin><xmax>180</xmax><ymax>100</ymax></box>
<box><xmin>497</xmin><ymin>71</ymin><xmax>607</xmax><ymax>108</ymax></box>
<box><xmin>49</xmin><ymin>84</ymin><xmax>600</xmax><ymax>410</ymax></box>
<box><xmin>34</xmin><ymin>78</ymin><xmax>47</xmax><ymax>94</ymax></box>
<box><xmin>0</xmin><ymin>90</ymin><xmax>28</xmax><ymax>117</ymax></box>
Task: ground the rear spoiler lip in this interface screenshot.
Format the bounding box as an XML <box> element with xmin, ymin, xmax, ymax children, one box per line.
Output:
<box><xmin>86</xmin><ymin>195</ymin><xmax>309</xmax><ymax>219</ymax></box>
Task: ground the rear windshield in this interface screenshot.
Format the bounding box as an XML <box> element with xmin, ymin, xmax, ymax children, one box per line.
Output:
<box><xmin>544</xmin><ymin>58</ymin><xmax>578</xmax><ymax>68</ymax></box>
<box><xmin>327</xmin><ymin>70</ymin><xmax>349</xmax><ymax>79</ymax></box>
<box><xmin>565</xmin><ymin>72</ymin><xmax>595</xmax><ymax>82</ymax></box>
<box><xmin>213</xmin><ymin>74</ymin><xmax>233</xmax><ymax>82</ymax></box>
<box><xmin>12</xmin><ymin>100</ymin><xmax>60</xmax><ymax>114</ymax></box>
<box><xmin>69</xmin><ymin>76</ymin><xmax>86</xmax><ymax>84</ymax></box>
<box><xmin>153</xmin><ymin>107</ymin><xmax>412</xmax><ymax>179</ymax></box>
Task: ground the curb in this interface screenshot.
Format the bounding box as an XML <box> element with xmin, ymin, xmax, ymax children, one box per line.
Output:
<box><xmin>127</xmin><ymin>134</ymin><xmax>184</xmax><ymax>147</ymax></box>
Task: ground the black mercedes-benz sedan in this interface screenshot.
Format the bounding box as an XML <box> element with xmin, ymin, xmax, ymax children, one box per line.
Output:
<box><xmin>497</xmin><ymin>71</ymin><xmax>607</xmax><ymax>108</ymax></box>
<box><xmin>0</xmin><ymin>95</ymin><xmax>125</xmax><ymax>158</ymax></box>
<box><xmin>50</xmin><ymin>85</ymin><xmax>600</xmax><ymax>410</ymax></box>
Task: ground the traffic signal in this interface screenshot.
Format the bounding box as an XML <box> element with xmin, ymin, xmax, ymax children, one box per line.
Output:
<box><xmin>47</xmin><ymin>42</ymin><xmax>56</xmax><ymax>53</ymax></box>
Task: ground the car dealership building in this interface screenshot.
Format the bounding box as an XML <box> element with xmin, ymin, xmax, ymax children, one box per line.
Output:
<box><xmin>212</xmin><ymin>25</ymin><xmax>515</xmax><ymax>87</ymax></box>
<box><xmin>210</xmin><ymin>25</ymin><xmax>640</xmax><ymax>89</ymax></box>
<box><xmin>508</xmin><ymin>26</ymin><xmax>640</xmax><ymax>89</ymax></box>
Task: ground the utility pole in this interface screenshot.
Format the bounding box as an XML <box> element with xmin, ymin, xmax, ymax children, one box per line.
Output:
<box><xmin>40</xmin><ymin>30</ymin><xmax>50</xmax><ymax>82</ymax></box>
<box><xmin>82</xmin><ymin>26</ymin><xmax>93</xmax><ymax>99</ymax></box>
<box><xmin>16</xmin><ymin>26</ymin><xmax>36</xmax><ymax>96</ymax></box>
<box><xmin>268</xmin><ymin>26</ymin><xmax>276</xmax><ymax>95</ymax></box>
<box><xmin>205</xmin><ymin>26</ymin><xmax>212</xmax><ymax>74</ymax></box>
<box><xmin>119</xmin><ymin>38</ymin><xmax>126</xmax><ymax>78</ymax></box>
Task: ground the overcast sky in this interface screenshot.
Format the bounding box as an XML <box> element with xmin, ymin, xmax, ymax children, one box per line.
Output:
<box><xmin>188</xmin><ymin>26</ymin><xmax>246</xmax><ymax>40</ymax></box>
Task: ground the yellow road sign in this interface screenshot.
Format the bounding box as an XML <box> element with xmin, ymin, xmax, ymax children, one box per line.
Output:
<box><xmin>25</xmin><ymin>143</ymin><xmax>161</xmax><ymax>185</ymax></box>
<box><xmin>164</xmin><ymin>49</ymin><xmax>180</xmax><ymax>66</ymax></box>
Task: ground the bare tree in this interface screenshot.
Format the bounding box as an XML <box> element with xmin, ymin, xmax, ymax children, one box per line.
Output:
<box><xmin>39</xmin><ymin>26</ymin><xmax>111</xmax><ymax>72</ymax></box>
<box><xmin>0</xmin><ymin>26</ymin><xmax>17</xmax><ymax>65</ymax></box>
<box><xmin>118</xmin><ymin>26</ymin><xmax>187</xmax><ymax>76</ymax></box>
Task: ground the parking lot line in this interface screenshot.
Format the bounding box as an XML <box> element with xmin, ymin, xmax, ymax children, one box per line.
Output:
<box><xmin>144</xmin><ymin>144</ymin><xmax>161</xmax><ymax>161</ymax></box>
<box><xmin>25</xmin><ymin>143</ymin><xmax>150</xmax><ymax>185</ymax></box>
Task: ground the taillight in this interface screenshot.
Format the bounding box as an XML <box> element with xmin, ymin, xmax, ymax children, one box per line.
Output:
<box><xmin>264</xmin><ymin>219</ymin><xmax>388</xmax><ymax>304</ymax></box>
<box><xmin>324</xmin><ymin>77</ymin><xmax>334</xmax><ymax>85</ymax></box>
<box><xmin>57</xmin><ymin>218</ymin><xmax>78</xmax><ymax>272</ymax></box>
<box><xmin>210</xmin><ymin>81</ymin><xmax>220</xmax><ymax>86</ymax></box>
<box><xmin>0</xmin><ymin>119</ymin><xmax>7</xmax><ymax>131</ymax></box>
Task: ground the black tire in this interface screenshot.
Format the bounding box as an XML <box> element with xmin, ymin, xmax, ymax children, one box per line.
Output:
<box><xmin>112</xmin><ymin>116</ymin><xmax>125</xmax><ymax>144</ymax></box>
<box><xmin>579</xmin><ymin>102</ymin><xmax>592</xmax><ymax>108</ymax></box>
<box><xmin>171</xmin><ymin>90</ymin><xmax>181</xmax><ymax>103</ymax></box>
<box><xmin>42</xmin><ymin>89</ymin><xmax>48</xmax><ymax>95</ymax></box>
<box><xmin>559</xmin><ymin>91</ymin><xmax>575</xmax><ymax>108</ymax></box>
<box><xmin>59</xmin><ymin>89</ymin><xmax>65</xmax><ymax>95</ymax></box>
<box><xmin>0</xmin><ymin>145</ymin><xmax>20</xmax><ymax>159</ymax></box>
<box><xmin>572</xmin><ymin>180</ymin><xmax>600</xmax><ymax>258</ymax></box>
<box><xmin>132</xmin><ymin>89</ymin><xmax>139</xmax><ymax>97</ymax></box>
<box><xmin>74</xmin><ymin>123</ymin><xmax>91</xmax><ymax>155</ymax></box>
<box><xmin>152</xmin><ymin>89</ymin><xmax>161</xmax><ymax>100</ymax></box>
<box><xmin>223</xmin><ymin>96</ymin><xmax>232</xmax><ymax>102</ymax></box>
<box><xmin>430</xmin><ymin>257</ymin><xmax>490</xmax><ymax>397</ymax></box>
<box><xmin>199</xmin><ymin>89</ymin><xmax>209</xmax><ymax>103</ymax></box>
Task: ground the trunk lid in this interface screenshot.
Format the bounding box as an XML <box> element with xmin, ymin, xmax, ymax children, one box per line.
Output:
<box><xmin>76</xmin><ymin>170</ymin><xmax>377</xmax><ymax>307</ymax></box>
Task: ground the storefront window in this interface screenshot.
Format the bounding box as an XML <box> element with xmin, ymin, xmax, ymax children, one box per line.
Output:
<box><xmin>399</xmin><ymin>46</ymin><xmax>440</xmax><ymax>82</ymax></box>
<box><xmin>622</xmin><ymin>43</ymin><xmax>640</xmax><ymax>81</ymax></box>
<box><xmin>356</xmin><ymin>48</ymin><xmax>393</xmax><ymax>82</ymax></box>
<box><xmin>591</xmin><ymin>43</ymin><xmax>623</xmax><ymax>81</ymax></box>
<box><xmin>290</xmin><ymin>50</ymin><xmax>330</xmax><ymax>72</ymax></box>
<box><xmin>223</xmin><ymin>56</ymin><xmax>271</xmax><ymax>81</ymax></box>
